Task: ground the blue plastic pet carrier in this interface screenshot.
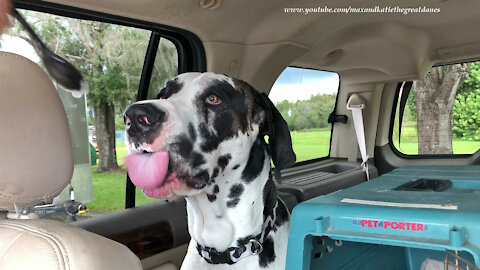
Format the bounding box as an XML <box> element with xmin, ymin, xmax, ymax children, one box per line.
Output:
<box><xmin>286</xmin><ymin>166</ymin><xmax>480</xmax><ymax>270</ymax></box>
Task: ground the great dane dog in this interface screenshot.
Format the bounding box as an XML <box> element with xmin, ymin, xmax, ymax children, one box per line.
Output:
<box><xmin>123</xmin><ymin>72</ymin><xmax>296</xmax><ymax>270</ymax></box>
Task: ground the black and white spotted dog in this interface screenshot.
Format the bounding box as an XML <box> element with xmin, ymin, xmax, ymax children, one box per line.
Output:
<box><xmin>123</xmin><ymin>72</ymin><xmax>296</xmax><ymax>270</ymax></box>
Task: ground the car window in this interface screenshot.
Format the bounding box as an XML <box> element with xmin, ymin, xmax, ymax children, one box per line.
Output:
<box><xmin>269</xmin><ymin>67</ymin><xmax>339</xmax><ymax>163</ymax></box>
<box><xmin>392</xmin><ymin>61</ymin><xmax>480</xmax><ymax>155</ymax></box>
<box><xmin>1</xmin><ymin>10</ymin><xmax>177</xmax><ymax>221</ymax></box>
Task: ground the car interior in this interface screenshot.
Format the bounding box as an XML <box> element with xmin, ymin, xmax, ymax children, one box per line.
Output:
<box><xmin>1</xmin><ymin>0</ymin><xmax>480</xmax><ymax>269</ymax></box>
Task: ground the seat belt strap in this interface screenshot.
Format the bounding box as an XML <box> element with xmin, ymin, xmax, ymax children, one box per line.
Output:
<box><xmin>346</xmin><ymin>94</ymin><xmax>370</xmax><ymax>181</ymax></box>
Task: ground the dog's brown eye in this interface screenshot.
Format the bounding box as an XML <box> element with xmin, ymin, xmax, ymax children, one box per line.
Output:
<box><xmin>206</xmin><ymin>94</ymin><xmax>222</xmax><ymax>105</ymax></box>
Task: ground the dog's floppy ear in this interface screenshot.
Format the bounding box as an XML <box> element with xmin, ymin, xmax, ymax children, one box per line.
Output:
<box><xmin>156</xmin><ymin>87</ymin><xmax>166</xmax><ymax>99</ymax></box>
<box><xmin>254</xmin><ymin>92</ymin><xmax>296</xmax><ymax>170</ymax></box>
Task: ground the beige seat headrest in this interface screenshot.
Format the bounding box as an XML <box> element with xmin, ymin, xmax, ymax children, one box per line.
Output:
<box><xmin>0</xmin><ymin>52</ymin><xmax>73</xmax><ymax>211</ymax></box>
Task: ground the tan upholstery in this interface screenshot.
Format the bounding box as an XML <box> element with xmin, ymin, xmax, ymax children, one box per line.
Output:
<box><xmin>0</xmin><ymin>219</ymin><xmax>142</xmax><ymax>270</ymax></box>
<box><xmin>0</xmin><ymin>52</ymin><xmax>142</xmax><ymax>269</ymax></box>
<box><xmin>148</xmin><ymin>263</ymin><xmax>178</xmax><ymax>270</ymax></box>
<box><xmin>50</xmin><ymin>0</ymin><xmax>480</xmax><ymax>90</ymax></box>
<box><xmin>0</xmin><ymin>52</ymin><xmax>73</xmax><ymax>210</ymax></box>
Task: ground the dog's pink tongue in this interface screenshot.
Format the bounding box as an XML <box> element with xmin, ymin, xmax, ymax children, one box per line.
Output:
<box><xmin>124</xmin><ymin>152</ymin><xmax>169</xmax><ymax>189</ymax></box>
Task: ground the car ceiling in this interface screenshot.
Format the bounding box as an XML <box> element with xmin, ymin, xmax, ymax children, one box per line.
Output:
<box><xmin>45</xmin><ymin>0</ymin><xmax>480</xmax><ymax>89</ymax></box>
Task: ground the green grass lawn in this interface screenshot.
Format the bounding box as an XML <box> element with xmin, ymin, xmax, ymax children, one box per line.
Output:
<box><xmin>393</xmin><ymin>126</ymin><xmax>480</xmax><ymax>155</ymax></box>
<box><xmin>87</xmin><ymin>127</ymin><xmax>480</xmax><ymax>213</ymax></box>
<box><xmin>394</xmin><ymin>141</ymin><xmax>480</xmax><ymax>155</ymax></box>
<box><xmin>290</xmin><ymin>128</ymin><xmax>331</xmax><ymax>162</ymax></box>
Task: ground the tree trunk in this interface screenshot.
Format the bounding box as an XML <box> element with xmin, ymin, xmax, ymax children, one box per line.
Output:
<box><xmin>415</xmin><ymin>93</ymin><xmax>454</xmax><ymax>154</ymax></box>
<box><xmin>415</xmin><ymin>64</ymin><xmax>470</xmax><ymax>154</ymax></box>
<box><xmin>94</xmin><ymin>100</ymin><xmax>118</xmax><ymax>172</ymax></box>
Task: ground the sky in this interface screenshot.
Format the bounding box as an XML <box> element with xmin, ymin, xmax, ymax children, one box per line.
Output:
<box><xmin>0</xmin><ymin>35</ymin><xmax>39</xmax><ymax>63</ymax></box>
<box><xmin>269</xmin><ymin>67</ymin><xmax>339</xmax><ymax>103</ymax></box>
<box><xmin>1</xmin><ymin>36</ymin><xmax>340</xmax><ymax>103</ymax></box>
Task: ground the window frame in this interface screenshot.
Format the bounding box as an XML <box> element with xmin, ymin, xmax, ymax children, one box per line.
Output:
<box><xmin>13</xmin><ymin>0</ymin><xmax>207</xmax><ymax>209</ymax></box>
<box><xmin>388</xmin><ymin>79</ymin><xmax>479</xmax><ymax>160</ymax></box>
<box><xmin>270</xmin><ymin>66</ymin><xmax>341</xmax><ymax>168</ymax></box>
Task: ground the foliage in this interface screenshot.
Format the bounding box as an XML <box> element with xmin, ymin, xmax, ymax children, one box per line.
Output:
<box><xmin>452</xmin><ymin>63</ymin><xmax>480</xmax><ymax>140</ymax></box>
<box><xmin>114</xmin><ymin>116</ymin><xmax>126</xmax><ymax>131</ymax></box>
<box><xmin>275</xmin><ymin>94</ymin><xmax>336</xmax><ymax>131</ymax></box>
<box><xmin>406</xmin><ymin>86</ymin><xmax>417</xmax><ymax>122</ymax></box>
<box><xmin>453</xmin><ymin>88</ymin><xmax>480</xmax><ymax>141</ymax></box>
<box><xmin>458</xmin><ymin>62</ymin><xmax>480</xmax><ymax>95</ymax></box>
<box><xmin>148</xmin><ymin>38</ymin><xmax>178</xmax><ymax>99</ymax></box>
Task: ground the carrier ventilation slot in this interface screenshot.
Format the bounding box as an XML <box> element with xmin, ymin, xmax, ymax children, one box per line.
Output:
<box><xmin>445</xmin><ymin>251</ymin><xmax>479</xmax><ymax>270</ymax></box>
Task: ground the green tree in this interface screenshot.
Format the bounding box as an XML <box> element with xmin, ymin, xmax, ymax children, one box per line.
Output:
<box><xmin>148</xmin><ymin>38</ymin><xmax>178</xmax><ymax>99</ymax></box>
<box><xmin>458</xmin><ymin>62</ymin><xmax>480</xmax><ymax>96</ymax></box>
<box><xmin>275</xmin><ymin>93</ymin><xmax>336</xmax><ymax>131</ymax></box>
<box><xmin>406</xmin><ymin>87</ymin><xmax>417</xmax><ymax>122</ymax></box>
<box><xmin>452</xmin><ymin>63</ymin><xmax>480</xmax><ymax>141</ymax></box>
<box><xmin>453</xmin><ymin>89</ymin><xmax>480</xmax><ymax>141</ymax></box>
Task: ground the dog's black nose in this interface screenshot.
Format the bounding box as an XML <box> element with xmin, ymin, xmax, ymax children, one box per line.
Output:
<box><xmin>124</xmin><ymin>103</ymin><xmax>166</xmax><ymax>134</ymax></box>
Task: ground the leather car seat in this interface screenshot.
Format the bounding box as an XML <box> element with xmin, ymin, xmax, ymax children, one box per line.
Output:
<box><xmin>0</xmin><ymin>51</ymin><xmax>142</xmax><ymax>270</ymax></box>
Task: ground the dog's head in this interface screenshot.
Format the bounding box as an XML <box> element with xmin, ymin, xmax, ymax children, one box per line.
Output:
<box><xmin>123</xmin><ymin>72</ymin><xmax>295</xmax><ymax>198</ymax></box>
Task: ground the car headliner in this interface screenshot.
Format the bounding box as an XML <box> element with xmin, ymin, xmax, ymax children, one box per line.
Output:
<box><xmin>44</xmin><ymin>0</ymin><xmax>480</xmax><ymax>91</ymax></box>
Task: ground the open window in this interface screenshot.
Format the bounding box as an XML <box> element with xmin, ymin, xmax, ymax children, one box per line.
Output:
<box><xmin>392</xmin><ymin>61</ymin><xmax>480</xmax><ymax>156</ymax></box>
<box><xmin>1</xmin><ymin>9</ymin><xmax>178</xmax><ymax>220</ymax></box>
<box><xmin>269</xmin><ymin>67</ymin><xmax>339</xmax><ymax>163</ymax></box>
